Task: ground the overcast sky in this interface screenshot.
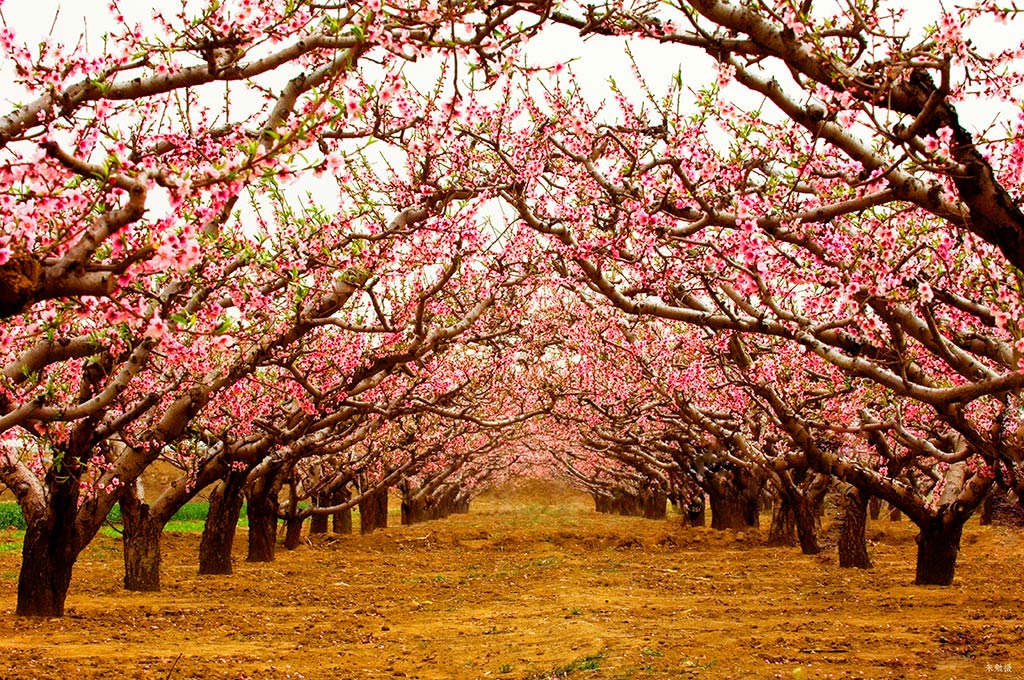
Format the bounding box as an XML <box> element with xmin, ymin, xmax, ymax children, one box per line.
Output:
<box><xmin>2</xmin><ymin>1</ymin><xmax>1020</xmax><ymax>166</ymax></box>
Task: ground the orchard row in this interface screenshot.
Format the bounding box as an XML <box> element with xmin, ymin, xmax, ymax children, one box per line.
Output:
<box><xmin>1</xmin><ymin>0</ymin><xmax>1023</xmax><ymax>617</ymax></box>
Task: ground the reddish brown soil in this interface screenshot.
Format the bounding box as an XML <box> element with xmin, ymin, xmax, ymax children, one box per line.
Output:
<box><xmin>0</xmin><ymin>482</ymin><xmax>1021</xmax><ymax>679</ymax></box>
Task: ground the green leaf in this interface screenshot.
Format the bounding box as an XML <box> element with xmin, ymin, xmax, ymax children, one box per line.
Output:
<box><xmin>213</xmin><ymin>317</ymin><xmax>234</xmax><ymax>335</ymax></box>
<box><xmin>169</xmin><ymin>312</ymin><xmax>195</xmax><ymax>328</ymax></box>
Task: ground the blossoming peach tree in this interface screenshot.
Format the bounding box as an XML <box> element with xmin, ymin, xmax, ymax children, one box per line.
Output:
<box><xmin>0</xmin><ymin>0</ymin><xmax>548</xmax><ymax>616</ymax></box>
<box><xmin>488</xmin><ymin>0</ymin><xmax>1024</xmax><ymax>583</ymax></box>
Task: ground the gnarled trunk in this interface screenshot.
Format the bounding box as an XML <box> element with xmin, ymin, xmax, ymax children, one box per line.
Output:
<box><xmin>793</xmin><ymin>496</ymin><xmax>823</xmax><ymax>555</ymax></box>
<box><xmin>401</xmin><ymin>495</ymin><xmax>427</xmax><ymax>526</ymax></box>
<box><xmin>359</xmin><ymin>485</ymin><xmax>389</xmax><ymax>534</ymax></box>
<box><xmin>641</xmin><ymin>488</ymin><xmax>667</xmax><ymax>520</ymax></box>
<box><xmin>431</xmin><ymin>486</ymin><xmax>459</xmax><ymax>520</ymax></box>
<box><xmin>198</xmin><ymin>469</ymin><xmax>248</xmax><ymax>575</ymax></box>
<box><xmin>17</xmin><ymin>500</ymin><xmax>78</xmax><ymax>617</ymax></box>
<box><xmin>686</xmin><ymin>495</ymin><xmax>706</xmax><ymax>527</ymax></box>
<box><xmin>914</xmin><ymin>511</ymin><xmax>966</xmax><ymax>586</ymax></box>
<box><xmin>769</xmin><ymin>499</ymin><xmax>822</xmax><ymax>553</ymax></box>
<box><xmin>704</xmin><ymin>463</ymin><xmax>763</xmax><ymax>531</ymax></box>
<box><xmin>616</xmin><ymin>491</ymin><xmax>639</xmax><ymax>516</ymax></box>
<box><xmin>767</xmin><ymin>498</ymin><xmax>797</xmax><ymax>547</ymax></box>
<box><xmin>982</xmin><ymin>488</ymin><xmax>1024</xmax><ymax>527</ymax></box>
<box><xmin>980</xmin><ymin>491</ymin><xmax>995</xmax><ymax>526</ymax></box>
<box><xmin>14</xmin><ymin>459</ymin><xmax>89</xmax><ymax>618</ymax></box>
<box><xmin>768</xmin><ymin>470</ymin><xmax>826</xmax><ymax>554</ymax></box>
<box><xmin>332</xmin><ymin>485</ymin><xmax>353</xmax><ymax>535</ymax></box>
<box><xmin>594</xmin><ymin>488</ymin><xmax>667</xmax><ymax>519</ymax></box>
<box><xmin>246</xmin><ymin>468</ymin><xmax>282</xmax><ymax>563</ymax></box>
<box><xmin>708</xmin><ymin>489</ymin><xmax>757</xmax><ymax>530</ymax></box>
<box><xmin>868</xmin><ymin>497</ymin><xmax>882</xmax><ymax>520</ymax></box>
<box><xmin>120</xmin><ymin>485</ymin><xmax>161</xmax><ymax>591</ymax></box>
<box><xmin>282</xmin><ymin>476</ymin><xmax>305</xmax><ymax>551</ymax></box>
<box><xmin>913</xmin><ymin>463</ymin><xmax>990</xmax><ymax>585</ymax></box>
<box><xmin>283</xmin><ymin>515</ymin><xmax>305</xmax><ymax>550</ymax></box>
<box><xmin>837</xmin><ymin>487</ymin><xmax>872</xmax><ymax>569</ymax></box>
<box><xmin>310</xmin><ymin>493</ymin><xmax>329</xmax><ymax>535</ymax></box>
<box><xmin>246</xmin><ymin>499</ymin><xmax>278</xmax><ymax>562</ymax></box>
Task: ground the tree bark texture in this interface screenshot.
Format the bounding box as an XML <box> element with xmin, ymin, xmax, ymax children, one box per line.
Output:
<box><xmin>686</xmin><ymin>495</ymin><xmax>706</xmax><ymax>527</ymax></box>
<box><xmin>16</xmin><ymin>472</ymin><xmax>81</xmax><ymax>617</ymax></box>
<box><xmin>17</xmin><ymin>512</ymin><xmax>77</xmax><ymax>617</ymax></box>
<box><xmin>120</xmin><ymin>486</ymin><xmax>162</xmax><ymax>592</ymax></box>
<box><xmin>767</xmin><ymin>499</ymin><xmax>797</xmax><ymax>547</ymax></box>
<box><xmin>708</xmin><ymin>489</ymin><xmax>758</xmax><ymax>531</ymax></box>
<box><xmin>198</xmin><ymin>470</ymin><xmax>248</xmax><ymax>575</ymax></box>
<box><xmin>359</xmin><ymin>486</ymin><xmax>389</xmax><ymax>534</ymax></box>
<box><xmin>310</xmin><ymin>493</ymin><xmax>329</xmax><ymax>535</ymax></box>
<box><xmin>914</xmin><ymin>511</ymin><xmax>966</xmax><ymax>586</ymax></box>
<box><xmin>837</xmin><ymin>488</ymin><xmax>872</xmax><ymax>569</ymax></box>
<box><xmin>331</xmin><ymin>485</ymin><xmax>353</xmax><ymax>535</ymax></box>
<box><xmin>283</xmin><ymin>515</ymin><xmax>305</xmax><ymax>550</ymax></box>
<box><xmin>246</xmin><ymin>470</ymin><xmax>282</xmax><ymax>563</ymax></box>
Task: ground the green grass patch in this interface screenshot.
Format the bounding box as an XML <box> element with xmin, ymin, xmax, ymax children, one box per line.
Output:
<box><xmin>533</xmin><ymin>653</ymin><xmax>604</xmax><ymax>678</ymax></box>
<box><xmin>164</xmin><ymin>519</ymin><xmax>205</xmax><ymax>532</ymax></box>
<box><xmin>532</xmin><ymin>556</ymin><xmax>561</xmax><ymax>567</ymax></box>
<box><xmin>0</xmin><ymin>504</ymin><xmax>25</xmax><ymax>530</ymax></box>
<box><xmin>0</xmin><ymin>501</ymin><xmax>249</xmax><ymax>536</ymax></box>
<box><xmin>0</xmin><ymin>531</ymin><xmax>23</xmax><ymax>554</ymax></box>
<box><xmin>160</xmin><ymin>502</ymin><xmax>221</xmax><ymax>532</ymax></box>
<box><xmin>170</xmin><ymin>503</ymin><xmax>211</xmax><ymax>523</ymax></box>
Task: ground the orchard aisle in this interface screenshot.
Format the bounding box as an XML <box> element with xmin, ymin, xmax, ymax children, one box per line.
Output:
<box><xmin>0</xmin><ymin>481</ymin><xmax>1020</xmax><ymax>679</ymax></box>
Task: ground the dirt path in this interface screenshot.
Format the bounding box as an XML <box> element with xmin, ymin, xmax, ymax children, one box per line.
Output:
<box><xmin>0</xmin><ymin>482</ymin><xmax>1021</xmax><ymax>679</ymax></box>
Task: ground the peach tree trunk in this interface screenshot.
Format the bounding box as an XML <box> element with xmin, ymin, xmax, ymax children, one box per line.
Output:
<box><xmin>246</xmin><ymin>468</ymin><xmax>283</xmax><ymax>563</ymax></box>
<box><xmin>768</xmin><ymin>498</ymin><xmax>797</xmax><ymax>547</ymax></box>
<box><xmin>282</xmin><ymin>478</ymin><xmax>305</xmax><ymax>550</ymax></box>
<box><xmin>332</xmin><ymin>486</ymin><xmax>353</xmax><ymax>535</ymax></box>
<box><xmin>283</xmin><ymin>514</ymin><xmax>305</xmax><ymax>550</ymax></box>
<box><xmin>17</xmin><ymin>483</ymin><xmax>79</xmax><ymax>617</ymax></box>
<box><xmin>309</xmin><ymin>493</ymin><xmax>329</xmax><ymax>535</ymax></box>
<box><xmin>708</xmin><ymin>489</ymin><xmax>758</xmax><ymax>531</ymax></box>
<box><xmin>401</xmin><ymin>494</ymin><xmax>427</xmax><ymax>526</ymax></box>
<box><xmin>120</xmin><ymin>485</ymin><xmax>162</xmax><ymax>592</ymax></box>
<box><xmin>914</xmin><ymin>511</ymin><xmax>967</xmax><ymax>586</ymax></box>
<box><xmin>641</xmin><ymin>488</ymin><xmax>667</xmax><ymax>520</ymax></box>
<box><xmin>198</xmin><ymin>469</ymin><xmax>248</xmax><ymax>575</ymax></box>
<box><xmin>359</xmin><ymin>486</ymin><xmax>388</xmax><ymax>534</ymax></box>
<box><xmin>837</xmin><ymin>488</ymin><xmax>872</xmax><ymax>569</ymax></box>
<box><xmin>686</xmin><ymin>494</ymin><xmax>706</xmax><ymax>527</ymax></box>
<box><xmin>793</xmin><ymin>496</ymin><xmax>823</xmax><ymax>555</ymax></box>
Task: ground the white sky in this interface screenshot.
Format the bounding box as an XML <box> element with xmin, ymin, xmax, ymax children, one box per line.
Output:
<box><xmin>0</xmin><ymin>0</ymin><xmax>709</xmax><ymax>106</ymax></box>
<box><xmin>1</xmin><ymin>0</ymin><xmax>1020</xmax><ymax>213</ymax></box>
<box><xmin>5</xmin><ymin>0</ymin><xmax>1016</xmax><ymax>141</ymax></box>
<box><xmin>0</xmin><ymin>0</ymin><xmax>710</xmax><ymax>232</ymax></box>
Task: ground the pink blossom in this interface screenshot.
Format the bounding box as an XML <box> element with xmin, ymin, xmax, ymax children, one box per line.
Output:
<box><xmin>144</xmin><ymin>317</ymin><xmax>167</xmax><ymax>339</ymax></box>
<box><xmin>918</xmin><ymin>281</ymin><xmax>933</xmax><ymax>304</ymax></box>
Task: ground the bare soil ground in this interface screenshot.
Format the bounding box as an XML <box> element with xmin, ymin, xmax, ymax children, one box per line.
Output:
<box><xmin>0</xmin><ymin>481</ymin><xmax>1021</xmax><ymax>679</ymax></box>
